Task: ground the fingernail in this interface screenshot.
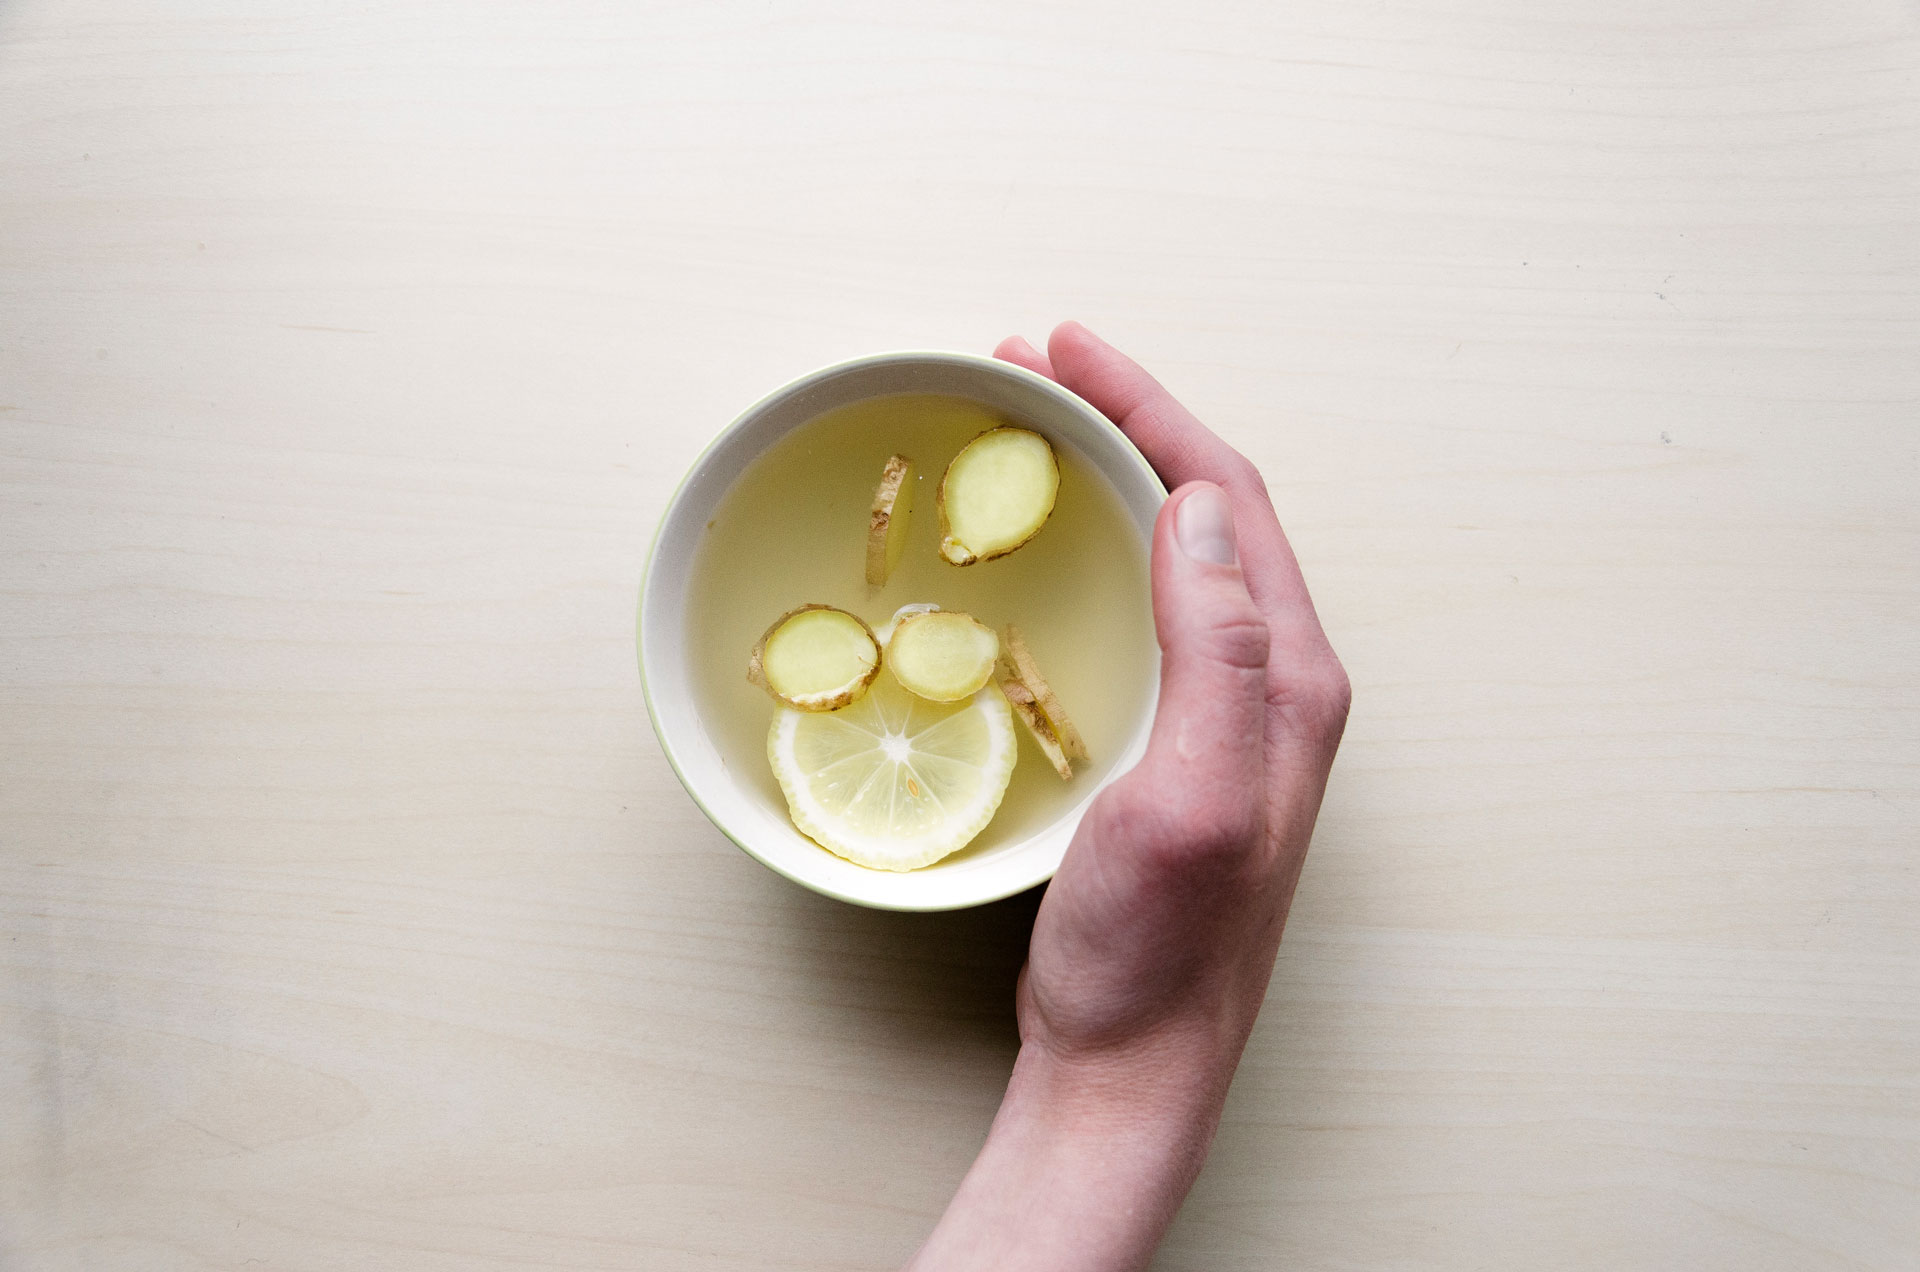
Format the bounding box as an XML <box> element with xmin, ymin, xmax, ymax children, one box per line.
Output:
<box><xmin>1176</xmin><ymin>485</ymin><xmax>1237</xmax><ymax>565</ymax></box>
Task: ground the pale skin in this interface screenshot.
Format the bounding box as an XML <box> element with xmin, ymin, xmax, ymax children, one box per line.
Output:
<box><xmin>905</xmin><ymin>323</ymin><xmax>1351</xmax><ymax>1272</ymax></box>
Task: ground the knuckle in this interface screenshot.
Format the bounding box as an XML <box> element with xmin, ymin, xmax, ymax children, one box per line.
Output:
<box><xmin>1100</xmin><ymin>774</ymin><xmax>1264</xmax><ymax>875</ymax></box>
<box><xmin>1189</xmin><ymin>797</ymin><xmax>1265</xmax><ymax>858</ymax></box>
<box><xmin>1314</xmin><ymin>660</ymin><xmax>1353</xmax><ymax>724</ymax></box>
<box><xmin>1268</xmin><ymin>652</ymin><xmax>1353</xmax><ymax>738</ymax></box>
<box><xmin>1199</xmin><ymin>608</ymin><xmax>1271</xmax><ymax>673</ymax></box>
<box><xmin>1090</xmin><ymin>782</ymin><xmax>1149</xmax><ymax>839</ymax></box>
<box><xmin>1150</xmin><ymin>784</ymin><xmax>1264</xmax><ymax>871</ymax></box>
<box><xmin>1228</xmin><ymin>455</ymin><xmax>1271</xmax><ymax>503</ymax></box>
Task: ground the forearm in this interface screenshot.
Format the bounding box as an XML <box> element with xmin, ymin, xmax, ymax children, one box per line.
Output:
<box><xmin>905</xmin><ymin>1041</ymin><xmax>1230</xmax><ymax>1272</ymax></box>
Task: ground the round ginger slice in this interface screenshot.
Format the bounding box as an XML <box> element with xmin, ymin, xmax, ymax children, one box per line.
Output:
<box><xmin>875</xmin><ymin>601</ymin><xmax>940</xmax><ymax>648</ymax></box>
<box><xmin>1001</xmin><ymin>624</ymin><xmax>1089</xmax><ymax>761</ymax></box>
<box><xmin>865</xmin><ymin>454</ymin><xmax>915</xmax><ymax>587</ymax></box>
<box><xmin>1001</xmin><ymin>676</ymin><xmax>1074</xmax><ymax>780</ymax></box>
<box><xmin>887</xmin><ymin>610</ymin><xmax>999</xmax><ymax>703</ymax></box>
<box><xmin>747</xmin><ymin>605</ymin><xmax>881</xmax><ymax>712</ymax></box>
<box><xmin>937</xmin><ymin>427</ymin><xmax>1059</xmax><ymax>565</ymax></box>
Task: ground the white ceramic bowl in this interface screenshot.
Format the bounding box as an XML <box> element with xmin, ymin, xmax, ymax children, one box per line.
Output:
<box><xmin>639</xmin><ymin>351</ymin><xmax>1165</xmax><ymax>910</ymax></box>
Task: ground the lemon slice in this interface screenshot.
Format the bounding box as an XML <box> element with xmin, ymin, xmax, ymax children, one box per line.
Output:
<box><xmin>768</xmin><ymin>668</ymin><xmax>1017</xmax><ymax>871</ymax></box>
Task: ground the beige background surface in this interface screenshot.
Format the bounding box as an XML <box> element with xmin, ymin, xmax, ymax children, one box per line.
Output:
<box><xmin>3</xmin><ymin>2</ymin><xmax>1917</xmax><ymax>1269</ymax></box>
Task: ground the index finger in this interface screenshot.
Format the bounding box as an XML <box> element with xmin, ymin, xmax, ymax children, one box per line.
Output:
<box><xmin>1041</xmin><ymin>322</ymin><xmax>1328</xmax><ymax>647</ymax></box>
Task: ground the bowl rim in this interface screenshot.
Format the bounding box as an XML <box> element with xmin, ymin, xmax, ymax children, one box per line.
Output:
<box><xmin>638</xmin><ymin>348</ymin><xmax>1165</xmax><ymax>911</ymax></box>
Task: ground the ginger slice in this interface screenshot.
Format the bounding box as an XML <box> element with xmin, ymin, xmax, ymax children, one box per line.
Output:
<box><xmin>865</xmin><ymin>454</ymin><xmax>915</xmax><ymax>587</ymax></box>
<box><xmin>937</xmin><ymin>427</ymin><xmax>1059</xmax><ymax>565</ymax></box>
<box><xmin>747</xmin><ymin>605</ymin><xmax>881</xmax><ymax>712</ymax></box>
<box><xmin>875</xmin><ymin>601</ymin><xmax>940</xmax><ymax>647</ymax></box>
<box><xmin>887</xmin><ymin>610</ymin><xmax>999</xmax><ymax>703</ymax></box>
<box><xmin>1001</xmin><ymin>624</ymin><xmax>1089</xmax><ymax>761</ymax></box>
<box><xmin>1001</xmin><ymin>676</ymin><xmax>1074</xmax><ymax>780</ymax></box>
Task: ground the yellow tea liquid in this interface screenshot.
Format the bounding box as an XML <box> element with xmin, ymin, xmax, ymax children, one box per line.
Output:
<box><xmin>687</xmin><ymin>394</ymin><xmax>1157</xmax><ymax>862</ymax></box>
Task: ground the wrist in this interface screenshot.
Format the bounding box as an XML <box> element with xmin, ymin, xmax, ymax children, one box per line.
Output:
<box><xmin>905</xmin><ymin>1039</ymin><xmax>1233</xmax><ymax>1272</ymax></box>
<box><xmin>1004</xmin><ymin>1032</ymin><xmax>1231</xmax><ymax>1166</ymax></box>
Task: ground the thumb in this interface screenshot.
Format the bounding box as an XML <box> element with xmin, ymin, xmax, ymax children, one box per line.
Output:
<box><xmin>1136</xmin><ymin>483</ymin><xmax>1270</xmax><ymax>834</ymax></box>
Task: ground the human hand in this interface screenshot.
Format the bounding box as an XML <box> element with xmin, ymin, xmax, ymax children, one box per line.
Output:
<box><xmin>907</xmin><ymin>323</ymin><xmax>1349</xmax><ymax>1272</ymax></box>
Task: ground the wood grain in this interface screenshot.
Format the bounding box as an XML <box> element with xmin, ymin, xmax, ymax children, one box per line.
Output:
<box><xmin>3</xmin><ymin>1</ymin><xmax>1916</xmax><ymax>1268</ymax></box>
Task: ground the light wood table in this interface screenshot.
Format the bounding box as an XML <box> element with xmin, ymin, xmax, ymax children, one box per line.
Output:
<box><xmin>3</xmin><ymin>4</ymin><xmax>1916</xmax><ymax>1269</ymax></box>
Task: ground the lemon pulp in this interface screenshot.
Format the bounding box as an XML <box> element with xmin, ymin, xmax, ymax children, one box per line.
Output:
<box><xmin>768</xmin><ymin>668</ymin><xmax>1016</xmax><ymax>871</ymax></box>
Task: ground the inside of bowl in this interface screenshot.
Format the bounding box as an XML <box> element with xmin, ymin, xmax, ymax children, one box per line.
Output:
<box><xmin>643</xmin><ymin>353</ymin><xmax>1164</xmax><ymax>910</ymax></box>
